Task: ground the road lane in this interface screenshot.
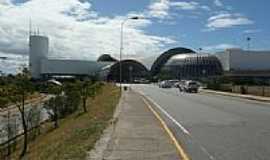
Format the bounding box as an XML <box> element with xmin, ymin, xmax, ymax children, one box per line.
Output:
<box><xmin>132</xmin><ymin>84</ymin><xmax>270</xmax><ymax>160</ymax></box>
<box><xmin>0</xmin><ymin>96</ymin><xmax>52</xmax><ymax>144</ymax></box>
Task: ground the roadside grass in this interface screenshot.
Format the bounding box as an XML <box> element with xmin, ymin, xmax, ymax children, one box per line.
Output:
<box><xmin>12</xmin><ymin>83</ymin><xmax>120</xmax><ymax>160</ymax></box>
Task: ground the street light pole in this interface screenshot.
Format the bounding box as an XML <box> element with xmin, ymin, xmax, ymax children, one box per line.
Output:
<box><xmin>119</xmin><ymin>19</ymin><xmax>126</xmax><ymax>90</ymax></box>
<box><xmin>129</xmin><ymin>66</ymin><xmax>133</xmax><ymax>83</ymax></box>
<box><xmin>119</xmin><ymin>16</ymin><xmax>143</xmax><ymax>90</ymax></box>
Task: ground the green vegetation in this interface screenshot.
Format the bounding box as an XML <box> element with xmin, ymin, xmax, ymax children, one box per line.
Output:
<box><xmin>0</xmin><ymin>69</ymin><xmax>35</xmax><ymax>158</ymax></box>
<box><xmin>1</xmin><ymin>67</ymin><xmax>120</xmax><ymax>160</ymax></box>
<box><xmin>0</xmin><ymin>69</ymin><xmax>39</xmax><ymax>110</ymax></box>
<box><xmin>204</xmin><ymin>76</ymin><xmax>270</xmax><ymax>92</ymax></box>
<box><xmin>9</xmin><ymin>83</ymin><xmax>120</xmax><ymax>160</ymax></box>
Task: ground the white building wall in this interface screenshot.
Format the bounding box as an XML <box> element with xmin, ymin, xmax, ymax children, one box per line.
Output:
<box><xmin>29</xmin><ymin>35</ymin><xmax>113</xmax><ymax>78</ymax></box>
<box><xmin>216</xmin><ymin>50</ymin><xmax>230</xmax><ymax>71</ymax></box>
<box><xmin>216</xmin><ymin>49</ymin><xmax>270</xmax><ymax>71</ymax></box>
<box><xmin>29</xmin><ymin>35</ymin><xmax>49</xmax><ymax>79</ymax></box>
<box><xmin>41</xmin><ymin>59</ymin><xmax>111</xmax><ymax>76</ymax></box>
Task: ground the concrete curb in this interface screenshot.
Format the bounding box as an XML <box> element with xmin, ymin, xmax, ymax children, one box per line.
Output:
<box><xmin>201</xmin><ymin>89</ymin><xmax>270</xmax><ymax>103</ymax></box>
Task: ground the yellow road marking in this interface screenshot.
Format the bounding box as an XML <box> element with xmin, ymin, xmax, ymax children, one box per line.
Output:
<box><xmin>141</xmin><ymin>96</ymin><xmax>190</xmax><ymax>160</ymax></box>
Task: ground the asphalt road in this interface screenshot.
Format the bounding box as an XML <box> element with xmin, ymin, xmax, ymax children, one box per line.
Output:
<box><xmin>0</xmin><ymin>96</ymin><xmax>51</xmax><ymax>144</ymax></box>
<box><xmin>132</xmin><ymin>84</ymin><xmax>270</xmax><ymax>160</ymax></box>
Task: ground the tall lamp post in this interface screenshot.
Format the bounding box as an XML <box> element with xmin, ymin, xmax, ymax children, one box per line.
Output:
<box><xmin>129</xmin><ymin>65</ymin><xmax>133</xmax><ymax>83</ymax></box>
<box><xmin>119</xmin><ymin>16</ymin><xmax>143</xmax><ymax>90</ymax></box>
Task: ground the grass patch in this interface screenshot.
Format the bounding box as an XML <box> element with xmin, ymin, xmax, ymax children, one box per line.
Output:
<box><xmin>13</xmin><ymin>83</ymin><xmax>120</xmax><ymax>160</ymax></box>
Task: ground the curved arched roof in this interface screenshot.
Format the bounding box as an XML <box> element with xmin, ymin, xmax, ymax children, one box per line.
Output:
<box><xmin>97</xmin><ymin>54</ymin><xmax>118</xmax><ymax>62</ymax></box>
<box><xmin>107</xmin><ymin>59</ymin><xmax>149</xmax><ymax>82</ymax></box>
<box><xmin>109</xmin><ymin>59</ymin><xmax>149</xmax><ymax>73</ymax></box>
<box><xmin>164</xmin><ymin>53</ymin><xmax>223</xmax><ymax>78</ymax></box>
<box><xmin>150</xmin><ymin>47</ymin><xmax>196</xmax><ymax>76</ymax></box>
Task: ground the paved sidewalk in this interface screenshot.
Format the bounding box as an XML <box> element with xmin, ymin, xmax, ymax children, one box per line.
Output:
<box><xmin>103</xmin><ymin>90</ymin><xmax>179</xmax><ymax>160</ymax></box>
<box><xmin>202</xmin><ymin>89</ymin><xmax>270</xmax><ymax>102</ymax></box>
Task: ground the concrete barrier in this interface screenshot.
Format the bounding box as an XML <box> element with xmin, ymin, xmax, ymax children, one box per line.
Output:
<box><xmin>231</xmin><ymin>86</ymin><xmax>270</xmax><ymax>97</ymax></box>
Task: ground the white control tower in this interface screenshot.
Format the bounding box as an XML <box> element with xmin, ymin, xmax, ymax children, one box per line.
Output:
<box><xmin>29</xmin><ymin>35</ymin><xmax>49</xmax><ymax>79</ymax></box>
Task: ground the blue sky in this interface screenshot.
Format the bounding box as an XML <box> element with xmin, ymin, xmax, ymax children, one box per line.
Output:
<box><xmin>0</xmin><ymin>0</ymin><xmax>269</xmax><ymax>73</ymax></box>
<box><xmin>92</xmin><ymin>0</ymin><xmax>270</xmax><ymax>51</ymax></box>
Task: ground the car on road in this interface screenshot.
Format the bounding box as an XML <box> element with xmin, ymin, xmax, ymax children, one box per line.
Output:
<box><xmin>175</xmin><ymin>80</ymin><xmax>185</xmax><ymax>91</ymax></box>
<box><xmin>159</xmin><ymin>80</ymin><xmax>179</xmax><ymax>88</ymax></box>
<box><xmin>168</xmin><ymin>80</ymin><xmax>180</xmax><ymax>88</ymax></box>
<box><xmin>158</xmin><ymin>80</ymin><xmax>171</xmax><ymax>88</ymax></box>
<box><xmin>181</xmin><ymin>80</ymin><xmax>199</xmax><ymax>93</ymax></box>
<box><xmin>134</xmin><ymin>78</ymin><xmax>150</xmax><ymax>84</ymax></box>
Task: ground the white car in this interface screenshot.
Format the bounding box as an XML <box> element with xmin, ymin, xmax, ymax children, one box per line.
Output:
<box><xmin>159</xmin><ymin>81</ymin><xmax>170</xmax><ymax>88</ymax></box>
<box><xmin>182</xmin><ymin>80</ymin><xmax>199</xmax><ymax>93</ymax></box>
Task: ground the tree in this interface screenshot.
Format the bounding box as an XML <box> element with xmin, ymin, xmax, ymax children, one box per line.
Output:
<box><xmin>78</xmin><ymin>81</ymin><xmax>104</xmax><ymax>113</ymax></box>
<box><xmin>2</xmin><ymin>111</ymin><xmax>19</xmax><ymax>158</ymax></box>
<box><xmin>0</xmin><ymin>97</ymin><xmax>9</xmax><ymax>110</ymax></box>
<box><xmin>44</xmin><ymin>84</ymin><xmax>62</xmax><ymax>129</ymax></box>
<box><xmin>78</xmin><ymin>80</ymin><xmax>93</xmax><ymax>113</ymax></box>
<box><xmin>3</xmin><ymin>73</ymin><xmax>34</xmax><ymax>158</ymax></box>
<box><xmin>44</xmin><ymin>95</ymin><xmax>64</xmax><ymax>129</ymax></box>
<box><xmin>27</xmin><ymin>105</ymin><xmax>42</xmax><ymax>139</ymax></box>
<box><xmin>44</xmin><ymin>82</ymin><xmax>82</xmax><ymax>128</ymax></box>
<box><xmin>63</xmin><ymin>83</ymin><xmax>81</xmax><ymax>114</ymax></box>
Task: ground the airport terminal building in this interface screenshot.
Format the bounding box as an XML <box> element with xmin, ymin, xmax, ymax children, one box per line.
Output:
<box><xmin>29</xmin><ymin>35</ymin><xmax>112</xmax><ymax>79</ymax></box>
<box><xmin>29</xmin><ymin>35</ymin><xmax>149</xmax><ymax>81</ymax></box>
<box><xmin>216</xmin><ymin>49</ymin><xmax>270</xmax><ymax>78</ymax></box>
<box><xmin>150</xmin><ymin>47</ymin><xmax>223</xmax><ymax>80</ymax></box>
<box><xmin>29</xmin><ymin>35</ymin><xmax>270</xmax><ymax>81</ymax></box>
<box><xmin>149</xmin><ymin>47</ymin><xmax>270</xmax><ymax>80</ymax></box>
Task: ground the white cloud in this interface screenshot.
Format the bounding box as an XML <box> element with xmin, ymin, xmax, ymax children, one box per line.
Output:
<box><xmin>148</xmin><ymin>0</ymin><xmax>170</xmax><ymax>19</ymax></box>
<box><xmin>201</xmin><ymin>5</ymin><xmax>211</xmax><ymax>11</ymax></box>
<box><xmin>214</xmin><ymin>0</ymin><xmax>223</xmax><ymax>7</ymax></box>
<box><xmin>207</xmin><ymin>13</ymin><xmax>253</xmax><ymax>29</ymax></box>
<box><xmin>170</xmin><ymin>1</ymin><xmax>199</xmax><ymax>10</ymax></box>
<box><xmin>147</xmin><ymin>0</ymin><xmax>210</xmax><ymax>19</ymax></box>
<box><xmin>0</xmin><ymin>52</ymin><xmax>28</xmax><ymax>74</ymax></box>
<box><xmin>0</xmin><ymin>0</ymin><xmax>176</xmax><ymax>73</ymax></box>
<box><xmin>203</xmin><ymin>44</ymin><xmax>239</xmax><ymax>51</ymax></box>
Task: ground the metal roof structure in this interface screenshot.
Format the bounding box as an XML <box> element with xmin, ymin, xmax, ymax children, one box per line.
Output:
<box><xmin>105</xmin><ymin>59</ymin><xmax>149</xmax><ymax>82</ymax></box>
<box><xmin>97</xmin><ymin>54</ymin><xmax>118</xmax><ymax>62</ymax></box>
<box><xmin>165</xmin><ymin>54</ymin><xmax>223</xmax><ymax>79</ymax></box>
<box><xmin>150</xmin><ymin>47</ymin><xmax>195</xmax><ymax>77</ymax></box>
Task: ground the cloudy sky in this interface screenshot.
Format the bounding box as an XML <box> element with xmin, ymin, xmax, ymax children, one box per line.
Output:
<box><xmin>0</xmin><ymin>0</ymin><xmax>270</xmax><ymax>73</ymax></box>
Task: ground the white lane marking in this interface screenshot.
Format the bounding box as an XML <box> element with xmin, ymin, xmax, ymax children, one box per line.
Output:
<box><xmin>138</xmin><ymin>90</ymin><xmax>190</xmax><ymax>135</ymax></box>
<box><xmin>137</xmin><ymin>88</ymin><xmax>216</xmax><ymax>160</ymax></box>
<box><xmin>201</xmin><ymin>146</ymin><xmax>216</xmax><ymax>160</ymax></box>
